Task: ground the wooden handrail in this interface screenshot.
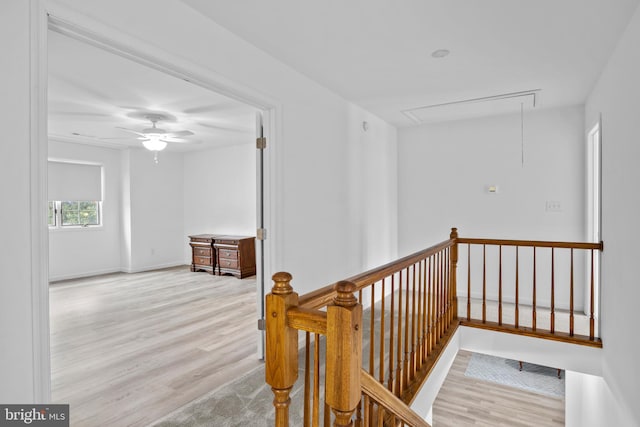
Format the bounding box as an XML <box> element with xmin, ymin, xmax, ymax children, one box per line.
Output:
<box><xmin>299</xmin><ymin>238</ymin><xmax>455</xmax><ymax>309</ymax></box>
<box><xmin>360</xmin><ymin>370</ymin><xmax>431</xmax><ymax>427</ymax></box>
<box><xmin>458</xmin><ymin>237</ymin><xmax>603</xmax><ymax>250</ymax></box>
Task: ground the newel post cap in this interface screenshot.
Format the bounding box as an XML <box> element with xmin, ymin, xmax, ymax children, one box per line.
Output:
<box><xmin>450</xmin><ymin>227</ymin><xmax>459</xmax><ymax>239</ymax></box>
<box><xmin>333</xmin><ymin>280</ymin><xmax>357</xmax><ymax>307</ymax></box>
<box><xmin>272</xmin><ymin>271</ymin><xmax>293</xmax><ymax>295</ymax></box>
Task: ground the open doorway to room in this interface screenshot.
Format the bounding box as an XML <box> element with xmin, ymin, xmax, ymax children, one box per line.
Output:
<box><xmin>46</xmin><ymin>22</ymin><xmax>269</xmax><ymax>426</ymax></box>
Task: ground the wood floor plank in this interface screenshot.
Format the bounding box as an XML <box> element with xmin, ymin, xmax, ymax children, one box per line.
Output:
<box><xmin>432</xmin><ymin>350</ymin><xmax>565</xmax><ymax>426</ymax></box>
<box><xmin>50</xmin><ymin>266</ymin><xmax>261</xmax><ymax>427</ymax></box>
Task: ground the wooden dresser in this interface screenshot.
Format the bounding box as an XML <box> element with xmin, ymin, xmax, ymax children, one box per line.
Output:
<box><xmin>214</xmin><ymin>236</ymin><xmax>256</xmax><ymax>279</ymax></box>
<box><xmin>188</xmin><ymin>234</ymin><xmax>256</xmax><ymax>279</ymax></box>
<box><xmin>189</xmin><ymin>234</ymin><xmax>217</xmax><ymax>274</ymax></box>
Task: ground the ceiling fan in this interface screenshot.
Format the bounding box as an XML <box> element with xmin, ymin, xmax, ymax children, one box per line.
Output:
<box><xmin>116</xmin><ymin>113</ymin><xmax>195</xmax><ymax>152</ymax></box>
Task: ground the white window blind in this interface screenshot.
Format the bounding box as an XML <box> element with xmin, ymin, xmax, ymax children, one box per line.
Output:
<box><xmin>48</xmin><ymin>161</ymin><xmax>102</xmax><ymax>201</ymax></box>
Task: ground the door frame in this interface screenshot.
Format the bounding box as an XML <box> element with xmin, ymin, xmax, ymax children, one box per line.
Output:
<box><xmin>31</xmin><ymin>3</ymin><xmax>281</xmax><ymax>401</ymax></box>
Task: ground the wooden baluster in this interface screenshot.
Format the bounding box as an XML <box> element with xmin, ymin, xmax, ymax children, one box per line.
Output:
<box><xmin>403</xmin><ymin>268</ymin><xmax>410</xmax><ymax>389</ymax></box>
<box><xmin>388</xmin><ymin>274</ymin><xmax>395</xmax><ymax>393</ymax></box>
<box><xmin>435</xmin><ymin>252</ymin><xmax>440</xmax><ymax>340</ymax></box>
<box><xmin>361</xmin><ymin>396</ymin><xmax>368</xmax><ymax>427</ymax></box>
<box><xmin>435</xmin><ymin>252</ymin><xmax>442</xmax><ymax>344</ymax></box>
<box><xmin>438</xmin><ymin>251</ymin><xmax>447</xmax><ymax>338</ymax></box>
<box><xmin>570</xmin><ymin>249</ymin><xmax>575</xmax><ymax>337</ymax></box>
<box><xmin>326</xmin><ymin>281</ymin><xmax>362</xmax><ymax>427</ymax></box>
<box><xmin>410</xmin><ymin>264</ymin><xmax>417</xmax><ymax>380</ymax></box>
<box><xmin>590</xmin><ymin>249</ymin><xmax>595</xmax><ymax>340</ymax></box>
<box><xmin>422</xmin><ymin>259</ymin><xmax>428</xmax><ymax>363</ymax></box>
<box><xmin>482</xmin><ymin>245</ymin><xmax>486</xmax><ymax>323</ymax></box>
<box><xmin>444</xmin><ymin>248</ymin><xmax>449</xmax><ymax>329</ymax></box>
<box><xmin>532</xmin><ymin>247</ymin><xmax>537</xmax><ymax>331</ymax></box>
<box><xmin>439</xmin><ymin>251</ymin><xmax>444</xmax><ymax>339</ymax></box>
<box><xmin>427</xmin><ymin>256</ymin><xmax>433</xmax><ymax>355</ymax></box>
<box><xmin>450</xmin><ymin>228</ymin><xmax>459</xmax><ymax>324</ymax></box>
<box><xmin>415</xmin><ymin>262</ymin><xmax>422</xmax><ymax>372</ymax></box>
<box><xmin>313</xmin><ymin>334</ymin><xmax>321</xmax><ymax>427</ymax></box>
<box><xmin>551</xmin><ymin>248</ymin><xmax>555</xmax><ymax>334</ymax></box>
<box><xmin>515</xmin><ymin>247</ymin><xmax>519</xmax><ymax>329</ymax></box>
<box><xmin>355</xmin><ymin>398</ymin><xmax>362</xmax><ymax>427</ymax></box>
<box><xmin>396</xmin><ymin>271</ymin><xmax>403</xmax><ymax>395</ymax></box>
<box><xmin>324</xmin><ymin>403</ymin><xmax>331</xmax><ymax>427</ymax></box>
<box><xmin>467</xmin><ymin>244</ymin><xmax>471</xmax><ymax>321</ymax></box>
<box><xmin>370</xmin><ymin>283</ymin><xmax>375</xmax><ymax>377</ymax></box>
<box><xmin>265</xmin><ymin>272</ymin><xmax>299</xmax><ymax>427</ymax></box>
<box><xmin>304</xmin><ymin>332</ymin><xmax>311</xmax><ymax>427</ymax></box>
<box><xmin>379</xmin><ymin>278</ymin><xmax>386</xmax><ymax>383</ymax></box>
<box><xmin>498</xmin><ymin>245</ymin><xmax>503</xmax><ymax>326</ymax></box>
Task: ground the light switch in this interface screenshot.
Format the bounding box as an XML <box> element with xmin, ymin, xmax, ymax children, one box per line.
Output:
<box><xmin>545</xmin><ymin>201</ymin><xmax>562</xmax><ymax>212</ymax></box>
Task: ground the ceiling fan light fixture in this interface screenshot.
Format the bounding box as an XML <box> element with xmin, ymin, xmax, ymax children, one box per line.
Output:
<box><xmin>142</xmin><ymin>136</ymin><xmax>167</xmax><ymax>152</ymax></box>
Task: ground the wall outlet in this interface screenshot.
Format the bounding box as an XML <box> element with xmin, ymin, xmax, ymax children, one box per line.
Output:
<box><xmin>545</xmin><ymin>200</ymin><xmax>562</xmax><ymax>212</ymax></box>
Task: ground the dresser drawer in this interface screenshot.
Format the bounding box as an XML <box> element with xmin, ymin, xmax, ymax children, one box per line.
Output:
<box><xmin>216</xmin><ymin>239</ymin><xmax>239</xmax><ymax>245</ymax></box>
<box><xmin>218</xmin><ymin>258</ymin><xmax>239</xmax><ymax>269</ymax></box>
<box><xmin>218</xmin><ymin>249</ymin><xmax>238</xmax><ymax>259</ymax></box>
<box><xmin>193</xmin><ymin>247</ymin><xmax>212</xmax><ymax>257</ymax></box>
<box><xmin>194</xmin><ymin>256</ymin><xmax>212</xmax><ymax>266</ymax></box>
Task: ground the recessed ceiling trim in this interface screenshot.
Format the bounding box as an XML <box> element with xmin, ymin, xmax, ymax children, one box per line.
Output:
<box><xmin>402</xmin><ymin>89</ymin><xmax>541</xmax><ymax>125</ymax></box>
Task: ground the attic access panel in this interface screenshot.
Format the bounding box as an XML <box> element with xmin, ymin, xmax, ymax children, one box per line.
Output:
<box><xmin>402</xmin><ymin>90</ymin><xmax>539</xmax><ymax>125</ymax></box>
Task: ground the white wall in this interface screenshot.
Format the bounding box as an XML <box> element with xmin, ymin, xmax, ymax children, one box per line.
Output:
<box><xmin>398</xmin><ymin>106</ymin><xmax>588</xmax><ymax>311</ymax></box>
<box><xmin>0</xmin><ymin>0</ymin><xmax>38</xmax><ymax>402</ymax></box>
<box><xmin>347</xmin><ymin>106</ymin><xmax>398</xmax><ymax>272</ymax></box>
<box><xmin>48</xmin><ymin>140</ymin><xmax>122</xmax><ymax>281</ymax></box>
<box><xmin>398</xmin><ymin>105</ymin><xmax>586</xmax><ymax>252</ymax></box>
<box><xmin>585</xmin><ymin>2</ymin><xmax>640</xmax><ymax>425</ymax></box>
<box><xmin>125</xmin><ymin>148</ymin><xmax>185</xmax><ymax>271</ymax></box>
<box><xmin>183</xmin><ymin>143</ymin><xmax>256</xmax><ymax>261</ymax></box>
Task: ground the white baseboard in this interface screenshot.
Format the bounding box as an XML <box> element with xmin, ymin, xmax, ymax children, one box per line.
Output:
<box><xmin>49</xmin><ymin>262</ymin><xmax>188</xmax><ymax>282</ymax></box>
<box><xmin>49</xmin><ymin>267</ymin><xmax>122</xmax><ymax>282</ymax></box>
<box><xmin>123</xmin><ymin>261</ymin><xmax>188</xmax><ymax>274</ymax></box>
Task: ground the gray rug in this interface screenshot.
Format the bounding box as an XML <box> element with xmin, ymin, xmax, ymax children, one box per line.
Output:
<box><xmin>464</xmin><ymin>353</ymin><xmax>565</xmax><ymax>398</ymax></box>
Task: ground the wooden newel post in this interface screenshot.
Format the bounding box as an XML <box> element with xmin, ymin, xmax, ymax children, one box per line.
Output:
<box><xmin>265</xmin><ymin>272</ymin><xmax>299</xmax><ymax>427</ymax></box>
<box><xmin>450</xmin><ymin>228</ymin><xmax>459</xmax><ymax>322</ymax></box>
<box><xmin>326</xmin><ymin>280</ymin><xmax>363</xmax><ymax>427</ymax></box>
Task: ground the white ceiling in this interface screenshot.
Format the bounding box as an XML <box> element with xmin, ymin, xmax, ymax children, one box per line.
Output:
<box><xmin>48</xmin><ymin>30</ymin><xmax>257</xmax><ymax>151</ymax></box>
<box><xmin>182</xmin><ymin>0</ymin><xmax>640</xmax><ymax>126</ymax></box>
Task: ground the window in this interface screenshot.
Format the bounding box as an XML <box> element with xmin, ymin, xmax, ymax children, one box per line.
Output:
<box><xmin>49</xmin><ymin>201</ymin><xmax>101</xmax><ymax>228</ymax></box>
<box><xmin>48</xmin><ymin>201</ymin><xmax>56</xmax><ymax>227</ymax></box>
<box><xmin>48</xmin><ymin>160</ymin><xmax>103</xmax><ymax>229</ymax></box>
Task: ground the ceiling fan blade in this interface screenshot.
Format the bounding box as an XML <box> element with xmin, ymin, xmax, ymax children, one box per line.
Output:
<box><xmin>167</xmin><ymin>130</ymin><xmax>194</xmax><ymax>137</ymax></box>
<box><xmin>115</xmin><ymin>126</ymin><xmax>147</xmax><ymax>137</ymax></box>
<box><xmin>159</xmin><ymin>139</ymin><xmax>200</xmax><ymax>145</ymax></box>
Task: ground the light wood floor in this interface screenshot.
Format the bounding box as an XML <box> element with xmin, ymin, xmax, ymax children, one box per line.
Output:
<box><xmin>433</xmin><ymin>350</ymin><xmax>565</xmax><ymax>427</ymax></box>
<box><xmin>49</xmin><ymin>266</ymin><xmax>261</xmax><ymax>427</ymax></box>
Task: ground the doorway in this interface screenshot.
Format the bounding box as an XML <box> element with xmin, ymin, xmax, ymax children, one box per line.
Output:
<box><xmin>42</xmin><ymin>13</ymin><xmax>275</xmax><ymax>421</ymax></box>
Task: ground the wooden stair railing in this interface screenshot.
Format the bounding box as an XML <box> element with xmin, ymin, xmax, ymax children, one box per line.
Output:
<box><xmin>265</xmin><ymin>228</ymin><xmax>605</xmax><ymax>426</ymax></box>
<box><xmin>457</xmin><ymin>237</ymin><xmax>604</xmax><ymax>346</ymax></box>
<box><xmin>360</xmin><ymin>371</ymin><xmax>430</xmax><ymax>427</ymax></box>
<box><xmin>266</xmin><ymin>228</ymin><xmax>459</xmax><ymax>426</ymax></box>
